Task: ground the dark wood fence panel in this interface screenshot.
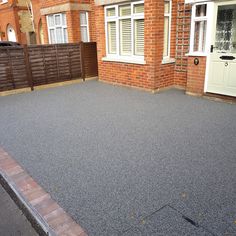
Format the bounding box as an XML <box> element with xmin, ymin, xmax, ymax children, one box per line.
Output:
<box><xmin>83</xmin><ymin>42</ymin><xmax>98</xmax><ymax>78</ymax></box>
<box><xmin>0</xmin><ymin>48</ymin><xmax>29</xmax><ymax>92</ymax></box>
<box><xmin>0</xmin><ymin>42</ymin><xmax>98</xmax><ymax>92</ymax></box>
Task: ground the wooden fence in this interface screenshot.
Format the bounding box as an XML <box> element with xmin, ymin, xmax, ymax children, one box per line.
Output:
<box><xmin>0</xmin><ymin>42</ymin><xmax>98</xmax><ymax>92</ymax></box>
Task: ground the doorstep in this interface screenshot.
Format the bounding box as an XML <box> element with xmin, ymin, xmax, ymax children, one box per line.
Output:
<box><xmin>0</xmin><ymin>147</ymin><xmax>87</xmax><ymax>236</ymax></box>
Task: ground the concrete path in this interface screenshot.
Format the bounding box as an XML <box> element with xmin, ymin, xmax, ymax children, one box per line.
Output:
<box><xmin>0</xmin><ymin>80</ymin><xmax>236</xmax><ymax>235</ymax></box>
<box><xmin>0</xmin><ymin>185</ymin><xmax>38</xmax><ymax>236</ymax></box>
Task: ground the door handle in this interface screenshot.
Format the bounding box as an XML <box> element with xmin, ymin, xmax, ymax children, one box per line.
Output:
<box><xmin>210</xmin><ymin>45</ymin><xmax>218</xmax><ymax>53</ymax></box>
<box><xmin>220</xmin><ymin>56</ymin><xmax>235</xmax><ymax>60</ymax></box>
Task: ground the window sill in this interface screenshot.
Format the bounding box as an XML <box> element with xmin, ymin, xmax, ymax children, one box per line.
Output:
<box><xmin>186</xmin><ymin>52</ymin><xmax>208</xmax><ymax>57</ymax></box>
<box><xmin>102</xmin><ymin>57</ymin><xmax>146</xmax><ymax>65</ymax></box>
<box><xmin>162</xmin><ymin>58</ymin><xmax>175</xmax><ymax>64</ymax></box>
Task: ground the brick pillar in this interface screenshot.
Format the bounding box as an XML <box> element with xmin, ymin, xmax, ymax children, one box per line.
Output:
<box><xmin>41</xmin><ymin>15</ymin><xmax>49</xmax><ymax>44</ymax></box>
<box><xmin>186</xmin><ymin>56</ymin><xmax>206</xmax><ymax>95</ymax></box>
<box><xmin>66</xmin><ymin>11</ymin><xmax>80</xmax><ymax>43</ymax></box>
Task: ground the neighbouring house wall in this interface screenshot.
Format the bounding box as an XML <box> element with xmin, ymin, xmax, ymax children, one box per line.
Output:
<box><xmin>40</xmin><ymin>0</ymin><xmax>96</xmax><ymax>44</ymax></box>
<box><xmin>186</xmin><ymin>56</ymin><xmax>206</xmax><ymax>95</ymax></box>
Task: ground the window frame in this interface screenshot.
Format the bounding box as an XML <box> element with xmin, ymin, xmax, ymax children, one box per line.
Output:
<box><xmin>189</xmin><ymin>2</ymin><xmax>211</xmax><ymax>56</ymax></box>
<box><xmin>104</xmin><ymin>1</ymin><xmax>144</xmax><ymax>61</ymax></box>
<box><xmin>46</xmin><ymin>13</ymin><xmax>68</xmax><ymax>44</ymax></box>
<box><xmin>163</xmin><ymin>0</ymin><xmax>172</xmax><ymax>59</ymax></box>
<box><xmin>80</xmin><ymin>11</ymin><xmax>90</xmax><ymax>42</ymax></box>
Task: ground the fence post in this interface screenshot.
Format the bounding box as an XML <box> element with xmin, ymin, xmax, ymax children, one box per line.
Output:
<box><xmin>80</xmin><ymin>42</ymin><xmax>85</xmax><ymax>81</ymax></box>
<box><xmin>23</xmin><ymin>45</ymin><xmax>34</xmax><ymax>91</ymax></box>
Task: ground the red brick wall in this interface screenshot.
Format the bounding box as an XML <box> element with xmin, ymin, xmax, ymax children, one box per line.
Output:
<box><xmin>186</xmin><ymin>56</ymin><xmax>206</xmax><ymax>95</ymax></box>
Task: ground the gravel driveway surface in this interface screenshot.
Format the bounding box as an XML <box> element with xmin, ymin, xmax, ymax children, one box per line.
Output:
<box><xmin>0</xmin><ymin>80</ymin><xmax>236</xmax><ymax>235</ymax></box>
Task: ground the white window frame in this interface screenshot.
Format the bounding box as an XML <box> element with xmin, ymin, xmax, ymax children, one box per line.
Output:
<box><xmin>46</xmin><ymin>13</ymin><xmax>68</xmax><ymax>44</ymax></box>
<box><xmin>80</xmin><ymin>11</ymin><xmax>90</xmax><ymax>42</ymax></box>
<box><xmin>0</xmin><ymin>0</ymin><xmax>8</xmax><ymax>4</ymax></box>
<box><xmin>189</xmin><ymin>2</ymin><xmax>213</xmax><ymax>56</ymax></box>
<box><xmin>104</xmin><ymin>1</ymin><xmax>145</xmax><ymax>64</ymax></box>
<box><xmin>163</xmin><ymin>0</ymin><xmax>172</xmax><ymax>59</ymax></box>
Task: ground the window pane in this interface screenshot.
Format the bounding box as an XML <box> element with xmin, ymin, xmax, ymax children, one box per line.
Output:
<box><xmin>164</xmin><ymin>1</ymin><xmax>170</xmax><ymax>14</ymax></box>
<box><xmin>163</xmin><ymin>16</ymin><xmax>169</xmax><ymax>57</ymax></box>
<box><xmin>48</xmin><ymin>15</ymin><xmax>54</xmax><ymax>27</ymax></box>
<box><xmin>49</xmin><ymin>29</ymin><xmax>55</xmax><ymax>43</ymax></box>
<box><xmin>80</xmin><ymin>12</ymin><xmax>87</xmax><ymax>25</ymax></box>
<box><xmin>196</xmin><ymin>4</ymin><xmax>207</xmax><ymax>17</ymax></box>
<box><xmin>108</xmin><ymin>21</ymin><xmax>116</xmax><ymax>54</ymax></box>
<box><xmin>55</xmin><ymin>15</ymin><xmax>61</xmax><ymax>26</ymax></box>
<box><xmin>62</xmin><ymin>13</ymin><xmax>67</xmax><ymax>26</ymax></box>
<box><xmin>215</xmin><ymin>4</ymin><xmax>236</xmax><ymax>52</ymax></box>
<box><xmin>193</xmin><ymin>21</ymin><xmax>206</xmax><ymax>52</ymax></box>
<box><xmin>120</xmin><ymin>19</ymin><xmax>131</xmax><ymax>55</ymax></box>
<box><xmin>119</xmin><ymin>5</ymin><xmax>131</xmax><ymax>16</ymax></box>
<box><xmin>81</xmin><ymin>26</ymin><xmax>88</xmax><ymax>42</ymax></box>
<box><xmin>134</xmin><ymin>19</ymin><xmax>144</xmax><ymax>55</ymax></box>
<box><xmin>107</xmin><ymin>8</ymin><xmax>116</xmax><ymax>17</ymax></box>
<box><xmin>134</xmin><ymin>3</ymin><xmax>144</xmax><ymax>14</ymax></box>
<box><xmin>63</xmin><ymin>28</ymin><xmax>68</xmax><ymax>43</ymax></box>
<box><xmin>56</xmin><ymin>28</ymin><xmax>63</xmax><ymax>43</ymax></box>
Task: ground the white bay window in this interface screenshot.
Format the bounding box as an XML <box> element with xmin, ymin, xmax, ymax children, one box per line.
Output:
<box><xmin>47</xmin><ymin>13</ymin><xmax>68</xmax><ymax>44</ymax></box>
<box><xmin>104</xmin><ymin>1</ymin><xmax>145</xmax><ymax>64</ymax></box>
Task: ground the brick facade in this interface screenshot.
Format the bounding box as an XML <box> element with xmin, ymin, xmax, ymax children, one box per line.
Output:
<box><xmin>95</xmin><ymin>0</ymin><xmax>181</xmax><ymax>91</ymax></box>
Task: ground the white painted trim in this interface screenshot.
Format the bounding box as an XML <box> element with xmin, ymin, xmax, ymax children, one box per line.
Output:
<box><xmin>204</xmin><ymin>2</ymin><xmax>214</xmax><ymax>92</ymax></box>
<box><xmin>102</xmin><ymin>56</ymin><xmax>146</xmax><ymax>64</ymax></box>
<box><xmin>162</xmin><ymin>58</ymin><xmax>175</xmax><ymax>64</ymax></box>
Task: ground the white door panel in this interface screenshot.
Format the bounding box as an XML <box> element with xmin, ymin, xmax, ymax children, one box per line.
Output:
<box><xmin>207</xmin><ymin>2</ymin><xmax>236</xmax><ymax>97</ymax></box>
<box><xmin>227</xmin><ymin>62</ymin><xmax>236</xmax><ymax>87</ymax></box>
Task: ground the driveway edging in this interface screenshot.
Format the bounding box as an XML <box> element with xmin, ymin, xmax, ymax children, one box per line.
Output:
<box><xmin>0</xmin><ymin>148</ymin><xmax>87</xmax><ymax>236</ymax></box>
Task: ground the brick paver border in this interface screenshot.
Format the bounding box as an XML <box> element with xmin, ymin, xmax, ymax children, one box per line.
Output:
<box><xmin>0</xmin><ymin>147</ymin><xmax>87</xmax><ymax>236</ymax></box>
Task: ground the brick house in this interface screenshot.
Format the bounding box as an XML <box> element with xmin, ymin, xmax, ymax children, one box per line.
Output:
<box><xmin>0</xmin><ymin>0</ymin><xmax>35</xmax><ymax>44</ymax></box>
<box><xmin>0</xmin><ymin>0</ymin><xmax>235</xmax><ymax>97</ymax></box>
<box><xmin>94</xmin><ymin>0</ymin><xmax>236</xmax><ymax>97</ymax></box>
<box><xmin>0</xmin><ymin>0</ymin><xmax>96</xmax><ymax>44</ymax></box>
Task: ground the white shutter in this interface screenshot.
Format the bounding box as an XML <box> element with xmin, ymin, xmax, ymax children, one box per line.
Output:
<box><xmin>120</xmin><ymin>19</ymin><xmax>131</xmax><ymax>55</ymax></box>
<box><xmin>134</xmin><ymin>19</ymin><xmax>144</xmax><ymax>55</ymax></box>
<box><xmin>108</xmin><ymin>21</ymin><xmax>116</xmax><ymax>54</ymax></box>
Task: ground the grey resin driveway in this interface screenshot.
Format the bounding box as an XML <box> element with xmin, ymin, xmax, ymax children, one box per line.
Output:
<box><xmin>0</xmin><ymin>80</ymin><xmax>236</xmax><ymax>235</ymax></box>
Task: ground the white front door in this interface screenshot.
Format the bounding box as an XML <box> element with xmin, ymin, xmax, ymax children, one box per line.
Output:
<box><xmin>207</xmin><ymin>1</ymin><xmax>236</xmax><ymax>97</ymax></box>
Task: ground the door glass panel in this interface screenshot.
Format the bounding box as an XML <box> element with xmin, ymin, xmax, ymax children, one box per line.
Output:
<box><xmin>215</xmin><ymin>4</ymin><xmax>236</xmax><ymax>53</ymax></box>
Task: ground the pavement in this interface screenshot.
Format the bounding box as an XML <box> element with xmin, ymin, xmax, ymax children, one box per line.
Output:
<box><xmin>0</xmin><ymin>80</ymin><xmax>236</xmax><ymax>235</ymax></box>
<box><xmin>0</xmin><ymin>184</ymin><xmax>38</xmax><ymax>236</ymax></box>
